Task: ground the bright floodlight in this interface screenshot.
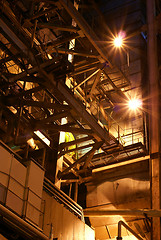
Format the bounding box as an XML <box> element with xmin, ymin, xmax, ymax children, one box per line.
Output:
<box><xmin>114</xmin><ymin>36</ymin><xmax>123</xmax><ymax>47</ymax></box>
<box><xmin>128</xmin><ymin>99</ymin><xmax>142</xmax><ymax>110</ymax></box>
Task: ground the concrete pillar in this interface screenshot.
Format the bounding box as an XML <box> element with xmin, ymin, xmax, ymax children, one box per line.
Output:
<box><xmin>147</xmin><ymin>0</ymin><xmax>161</xmax><ymax>239</ymax></box>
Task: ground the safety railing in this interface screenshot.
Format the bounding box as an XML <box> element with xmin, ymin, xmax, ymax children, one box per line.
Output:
<box><xmin>44</xmin><ymin>177</ymin><xmax>83</xmax><ymax>220</ymax></box>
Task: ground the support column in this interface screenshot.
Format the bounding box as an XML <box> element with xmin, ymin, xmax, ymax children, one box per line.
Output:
<box><xmin>147</xmin><ymin>0</ymin><xmax>161</xmax><ymax>239</ymax></box>
<box><xmin>45</xmin><ymin>132</ymin><xmax>59</xmax><ymax>183</ymax></box>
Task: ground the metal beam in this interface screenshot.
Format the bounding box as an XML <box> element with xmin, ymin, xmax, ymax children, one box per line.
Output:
<box><xmin>4</xmin><ymin>99</ymin><xmax>70</xmax><ymax>110</ymax></box>
<box><xmin>9</xmin><ymin>58</ymin><xmax>60</xmax><ymax>82</ymax></box>
<box><xmin>58</xmin><ymin>142</ymin><xmax>96</xmax><ymax>158</ymax></box>
<box><xmin>48</xmin><ymin>47</ymin><xmax>98</xmax><ymax>58</ymax></box>
<box><xmin>83</xmin><ymin>209</ymin><xmax>161</xmax><ymax>218</ymax></box>
<box><xmin>103</xmin><ymin>67</ymin><xmax>129</xmax><ymax>101</ymax></box>
<box><xmin>36</xmin><ymin>111</ymin><xmax>69</xmax><ymax>125</ymax></box>
<box><xmin>74</xmin><ymin>69</ymin><xmax>100</xmax><ymax>89</ymax></box>
<box><xmin>46</xmin><ymin>33</ymin><xmax>80</xmax><ymax>54</ymax></box>
<box><xmin>147</xmin><ymin>0</ymin><xmax>161</xmax><ymax>239</ymax></box>
<box><xmin>0</xmin><ymin>18</ymin><xmax>35</xmax><ymax>64</ymax></box>
<box><xmin>36</xmin><ymin>124</ymin><xmax>93</xmax><ymax>135</ymax></box>
<box><xmin>59</xmin><ymin>136</ymin><xmax>94</xmax><ymax>151</ymax></box>
<box><xmin>58</xmin><ymin>141</ymin><xmax>103</xmax><ymax>179</ymax></box>
<box><xmin>10</xmin><ymin>86</ymin><xmax>43</xmax><ymax>99</ymax></box>
<box><xmin>36</xmin><ymin>23</ymin><xmax>79</xmax><ymax>32</ymax></box>
<box><xmin>92</xmin><ymin>155</ymin><xmax>150</xmax><ymax>173</ymax></box>
<box><xmin>59</xmin><ymin>0</ymin><xmax>112</xmax><ymax>66</ymax></box>
<box><xmin>26</xmin><ymin>7</ymin><xmax>58</xmax><ymax>21</ymax></box>
<box><xmin>82</xmin><ymin>141</ymin><xmax>103</xmax><ymax>169</ymax></box>
<box><xmin>88</xmin><ymin>70</ymin><xmax>101</xmax><ymax>97</ymax></box>
<box><xmin>56</xmin><ymin>80</ymin><xmax>113</xmax><ymax>145</ymax></box>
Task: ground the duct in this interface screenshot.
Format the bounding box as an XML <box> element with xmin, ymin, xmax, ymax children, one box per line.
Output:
<box><xmin>0</xmin><ymin>204</ymin><xmax>49</xmax><ymax>240</ymax></box>
<box><xmin>117</xmin><ymin>221</ymin><xmax>144</xmax><ymax>240</ymax></box>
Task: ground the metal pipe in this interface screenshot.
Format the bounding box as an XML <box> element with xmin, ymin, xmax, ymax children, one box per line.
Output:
<box><xmin>117</xmin><ymin>221</ymin><xmax>144</xmax><ymax>240</ymax></box>
<box><xmin>0</xmin><ymin>204</ymin><xmax>49</xmax><ymax>240</ymax></box>
<box><xmin>74</xmin><ymin>182</ymin><xmax>78</xmax><ymax>202</ymax></box>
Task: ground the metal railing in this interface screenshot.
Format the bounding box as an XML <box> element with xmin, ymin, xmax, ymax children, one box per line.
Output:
<box><xmin>44</xmin><ymin>177</ymin><xmax>83</xmax><ymax>220</ymax></box>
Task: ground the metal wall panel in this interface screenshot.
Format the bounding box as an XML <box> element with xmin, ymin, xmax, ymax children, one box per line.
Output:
<box><xmin>42</xmin><ymin>190</ymin><xmax>94</xmax><ymax>240</ymax></box>
<box><xmin>26</xmin><ymin>161</ymin><xmax>44</xmax><ymax>197</ymax></box>
<box><xmin>85</xmin><ymin>224</ymin><xmax>95</xmax><ymax>240</ymax></box>
<box><xmin>6</xmin><ymin>190</ymin><xmax>23</xmax><ymax>215</ymax></box>
<box><xmin>0</xmin><ymin>145</ymin><xmax>12</xmax><ymax>187</ymax></box>
<box><xmin>62</xmin><ymin>207</ymin><xmax>74</xmax><ymax>240</ymax></box>
<box><xmin>74</xmin><ymin>218</ymin><xmax>85</xmax><ymax>240</ymax></box>
<box><xmin>25</xmin><ymin>160</ymin><xmax>44</xmax><ymax>225</ymax></box>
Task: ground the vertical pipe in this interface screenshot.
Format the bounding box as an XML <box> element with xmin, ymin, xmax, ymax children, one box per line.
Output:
<box><xmin>31</xmin><ymin>19</ymin><xmax>38</xmax><ymax>48</ymax></box>
<box><xmin>74</xmin><ymin>182</ymin><xmax>78</xmax><ymax>202</ymax></box>
<box><xmin>117</xmin><ymin>221</ymin><xmax>122</xmax><ymax>239</ymax></box>
<box><xmin>15</xmin><ymin>81</ymin><xmax>26</xmax><ymax>143</ymax></box>
<box><xmin>147</xmin><ymin>0</ymin><xmax>160</xmax><ymax>239</ymax></box>
<box><xmin>24</xmin><ymin>143</ymin><xmax>29</xmax><ymax>160</ymax></box>
<box><xmin>42</xmin><ymin>148</ymin><xmax>46</xmax><ymax>168</ymax></box>
<box><xmin>117</xmin><ymin>221</ymin><xmax>144</xmax><ymax>240</ymax></box>
<box><xmin>69</xmin><ymin>183</ymin><xmax>72</xmax><ymax>198</ymax></box>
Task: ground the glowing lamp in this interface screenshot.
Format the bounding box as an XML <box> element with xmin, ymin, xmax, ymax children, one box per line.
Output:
<box><xmin>114</xmin><ymin>36</ymin><xmax>123</xmax><ymax>47</ymax></box>
<box><xmin>128</xmin><ymin>99</ymin><xmax>142</xmax><ymax>110</ymax></box>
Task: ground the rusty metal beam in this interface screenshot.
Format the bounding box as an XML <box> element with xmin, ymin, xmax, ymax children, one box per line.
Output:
<box><xmin>88</xmin><ymin>0</ymin><xmax>131</xmax><ymax>86</ymax></box>
<box><xmin>58</xmin><ymin>0</ymin><xmax>131</xmax><ymax>102</ymax></box>
<box><xmin>58</xmin><ymin>141</ymin><xmax>103</xmax><ymax>179</ymax></box>
<box><xmin>4</xmin><ymin>98</ymin><xmax>70</xmax><ymax>111</ymax></box>
<box><xmin>74</xmin><ymin>69</ymin><xmax>100</xmax><ymax>89</ymax></box>
<box><xmin>92</xmin><ymin>155</ymin><xmax>150</xmax><ymax>173</ymax></box>
<box><xmin>92</xmin><ymin>142</ymin><xmax>146</xmax><ymax>160</ymax></box>
<box><xmin>36</xmin><ymin>111</ymin><xmax>69</xmax><ymax>125</ymax></box>
<box><xmin>88</xmin><ymin>70</ymin><xmax>101</xmax><ymax>97</ymax></box>
<box><xmin>59</xmin><ymin>0</ymin><xmax>112</xmax><ymax>66</ymax></box>
<box><xmin>0</xmin><ymin>41</ymin><xmax>24</xmax><ymax>70</ymax></box>
<box><xmin>103</xmin><ymin>67</ymin><xmax>129</xmax><ymax>101</ymax></box>
<box><xmin>46</xmin><ymin>33</ymin><xmax>80</xmax><ymax>54</ymax></box>
<box><xmin>72</xmin><ymin>66</ymin><xmax>98</xmax><ymax>76</ymax></box>
<box><xmin>58</xmin><ymin>142</ymin><xmax>95</xmax><ymax>158</ymax></box>
<box><xmin>83</xmin><ymin>209</ymin><xmax>161</xmax><ymax>218</ymax></box>
<box><xmin>26</xmin><ymin>7</ymin><xmax>58</xmax><ymax>21</ymax></box>
<box><xmin>56</xmin><ymin>80</ymin><xmax>114</xmax><ymax>145</ymax></box>
<box><xmin>36</xmin><ymin>124</ymin><xmax>93</xmax><ymax>135</ymax></box>
<box><xmin>82</xmin><ymin>141</ymin><xmax>103</xmax><ymax>169</ymax></box>
<box><xmin>36</xmin><ymin>23</ymin><xmax>79</xmax><ymax>32</ymax></box>
<box><xmin>8</xmin><ymin>58</ymin><xmax>60</xmax><ymax>82</ymax></box>
<box><xmin>10</xmin><ymin>86</ymin><xmax>43</xmax><ymax>99</ymax></box>
<box><xmin>0</xmin><ymin>18</ymin><xmax>35</xmax><ymax>64</ymax></box>
<box><xmin>48</xmin><ymin>47</ymin><xmax>98</xmax><ymax>58</ymax></box>
<box><xmin>59</xmin><ymin>136</ymin><xmax>94</xmax><ymax>151</ymax></box>
<box><xmin>0</xmin><ymin>12</ymin><xmax>118</xmax><ymax>147</ymax></box>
